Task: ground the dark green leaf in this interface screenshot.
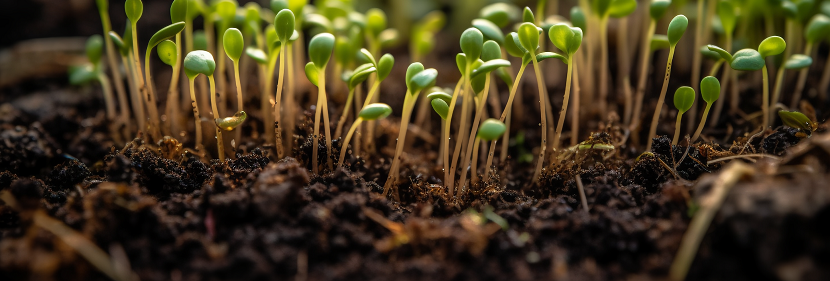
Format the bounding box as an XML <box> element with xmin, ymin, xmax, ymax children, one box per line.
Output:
<box><xmin>650</xmin><ymin>0</ymin><xmax>671</xmax><ymax>20</ymax></box>
<box><xmin>471</xmin><ymin>59</ymin><xmax>511</xmax><ymax>78</ymax></box>
<box><xmin>481</xmin><ymin>40</ymin><xmax>502</xmax><ymax>61</ymax></box>
<box><xmin>778</xmin><ymin>110</ymin><xmax>815</xmax><ymax>131</ymax></box>
<box><xmin>431</xmin><ymin>98</ymin><xmax>449</xmax><ymax>120</ymax></box>
<box><xmin>308</xmin><ymin>33</ymin><xmax>335</xmax><ymax>68</ymax></box>
<box><xmin>148</xmin><ymin>22</ymin><xmax>186</xmax><ymax>49</ymax></box>
<box><xmin>570</xmin><ymin>7</ymin><xmax>587</xmax><ymax>32</ymax></box>
<box><xmin>460</xmin><ymin>28</ymin><xmax>484</xmax><ymax>61</ymax></box>
<box><xmin>477</xmin><ymin>118</ymin><xmax>506</xmax><ymax>140</ymax></box>
<box><xmin>700</xmin><ymin>76</ymin><xmax>720</xmax><ymax>104</ymax></box>
<box><xmin>730</xmin><ymin>49</ymin><xmax>765</xmax><ymax>71</ymax></box>
<box><xmin>125</xmin><ymin>0</ymin><xmax>143</xmax><ymax>23</ymax></box>
<box><xmin>406</xmin><ymin>62</ymin><xmax>425</xmax><ymax>87</ymax></box>
<box><xmin>673</xmin><ymin>86</ymin><xmax>695</xmax><ymax>113</ymax></box>
<box><xmin>472</xmin><ymin>19</ymin><xmax>504</xmax><ymax>45</ymax></box>
<box><xmin>667</xmin><ymin>15</ymin><xmax>688</xmax><ymax>46</ymax></box>
<box><xmin>359</xmin><ymin>103</ymin><xmax>393</xmax><ymax>120</ymax></box>
<box><xmin>86</xmin><ymin>35</ymin><xmax>103</xmax><ymax>65</ymax></box>
<box><xmin>275</xmin><ymin>9</ymin><xmax>295</xmax><ymax>42</ymax></box>
<box><xmin>377</xmin><ymin>54</ymin><xmax>394</xmax><ymax>81</ymax></box>
<box><xmin>522</xmin><ymin>6</ymin><xmax>535</xmax><ymax>23</ymax></box>
<box><xmin>480</xmin><ymin>3</ymin><xmax>519</xmax><ymax>27</ymax></box>
<box><xmin>707</xmin><ymin>44</ymin><xmax>733</xmax><ymax>61</ymax></box>
<box><xmin>171</xmin><ymin>0</ymin><xmax>188</xmax><ymax>23</ymax></box>
<box><xmin>183</xmin><ymin>50</ymin><xmax>216</xmax><ymax>79</ymax></box>
<box><xmin>517</xmin><ymin>22</ymin><xmax>539</xmax><ymax>54</ymax></box>
<box><xmin>805</xmin><ymin>14</ymin><xmax>830</xmax><ymax>43</ymax></box>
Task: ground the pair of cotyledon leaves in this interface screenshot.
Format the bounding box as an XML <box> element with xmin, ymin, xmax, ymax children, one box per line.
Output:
<box><xmin>674</xmin><ymin>76</ymin><xmax>722</xmax><ymax>114</ymax></box>
<box><xmin>707</xmin><ymin>36</ymin><xmax>786</xmax><ymax>71</ymax></box>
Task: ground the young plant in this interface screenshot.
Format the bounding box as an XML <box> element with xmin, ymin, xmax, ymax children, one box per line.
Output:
<box><xmin>548</xmin><ymin>23</ymin><xmax>583</xmax><ymax>151</ymax></box>
<box><xmin>517</xmin><ymin>22</ymin><xmax>550</xmax><ymax>183</ymax></box>
<box><xmin>382</xmin><ymin>63</ymin><xmax>437</xmax><ymax>196</ymax></box>
<box><xmin>212</xmin><ymin>0</ymin><xmax>237</xmax><ymax>117</ymax></box>
<box><xmin>429</xmin><ymin>91</ymin><xmax>452</xmax><ymax>166</ymax></box>
<box><xmin>109</xmin><ymin>28</ymin><xmax>145</xmax><ymax>134</ymax></box>
<box><xmin>143</xmin><ymin>22</ymin><xmax>186</xmax><ymax>140</ymax></box>
<box><xmin>791</xmin><ymin>14</ymin><xmax>830</xmax><ymax>107</ymax></box>
<box><xmin>691</xmin><ymin>76</ymin><xmax>720</xmax><ymax>141</ymax></box>
<box><xmin>183</xmin><ymin>51</ymin><xmax>217</xmax><ymax>157</ymax></box>
<box><xmin>165</xmin><ymin>0</ymin><xmax>188</xmax><ymax>136</ymax></box>
<box><xmin>357</xmin><ymin>50</ymin><xmax>394</xmax><ymax>151</ymax></box>
<box><xmin>305</xmin><ymin>33</ymin><xmax>336</xmax><ymax>174</ymax></box>
<box><xmin>337</xmin><ymin>103</ymin><xmax>392</xmax><ymax>169</ymax></box>
<box><xmin>473</xmin><ymin>118</ymin><xmax>506</xmax><ymax>184</ymax></box>
<box><xmin>672</xmin><ymin>86</ymin><xmax>695</xmax><ymax>145</ymax></box>
<box><xmin>592</xmin><ymin>0</ymin><xmax>637</xmax><ymax>115</ymax></box>
<box><xmin>223</xmin><ymin>28</ymin><xmax>247</xmax><ymax>143</ymax></box>
<box><xmin>125</xmin><ymin>0</ymin><xmax>158</xmax><ymax>138</ymax></box>
<box><xmin>756</xmin><ymin>36</ymin><xmax>787</xmax><ymax>129</ymax></box>
<box><xmin>771</xmin><ymin>55</ymin><xmax>813</xmax><ymax>120</ymax></box>
<box><xmin>708</xmin><ymin>0</ymin><xmax>738</xmax><ymax>126</ymax></box>
<box><xmin>445</xmin><ymin>28</ymin><xmax>483</xmax><ymax>195</ymax></box>
<box><xmin>69</xmin><ymin>35</ymin><xmax>116</xmax><ymax>123</ymax></box>
<box><xmin>94</xmin><ymin>0</ymin><xmax>130</xmax><ymax>133</ymax></box>
<box><xmin>646</xmin><ymin>15</ymin><xmax>688</xmax><ymax>151</ymax></box>
<box><xmin>334</xmin><ymin>64</ymin><xmax>377</xmax><ymax>139</ymax></box>
<box><xmin>631</xmin><ymin>0</ymin><xmax>671</xmax><ymax>127</ymax></box>
<box><xmin>272</xmin><ymin>8</ymin><xmax>295</xmax><ymax>158</ymax></box>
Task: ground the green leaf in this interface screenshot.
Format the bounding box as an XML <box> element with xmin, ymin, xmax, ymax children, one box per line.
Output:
<box><xmin>406</xmin><ymin>62</ymin><xmax>425</xmax><ymax>87</ymax></box>
<box><xmin>472</xmin><ymin>73</ymin><xmax>487</xmax><ymax>94</ymax></box>
<box><xmin>359</xmin><ymin>103</ymin><xmax>393</xmax><ymax>120</ymax></box>
<box><xmin>700</xmin><ymin>45</ymin><xmax>722</xmax><ymax>61</ymax></box>
<box><xmin>651</xmin><ymin>35</ymin><xmax>670</xmax><ymax>51</ymax></box>
<box><xmin>480</xmin><ymin>3</ymin><xmax>519</xmax><ymax>27</ymax></box>
<box><xmin>69</xmin><ymin>64</ymin><xmax>98</xmax><ymax>85</ymax></box>
<box><xmin>431</xmin><ymin>98</ymin><xmax>449</xmax><ymax>120</ymax></box>
<box><xmin>778</xmin><ymin>110</ymin><xmax>815</xmax><ymax>131</ymax></box>
<box><xmin>245</xmin><ymin>47</ymin><xmax>268</xmax><ymax>64</ymax></box>
<box><xmin>187</xmin><ymin>0</ymin><xmax>204</xmax><ymax>21</ymax></box>
<box><xmin>481</xmin><ymin>40</ymin><xmax>502</xmax><ymax>61</ymax></box>
<box><xmin>305</xmin><ymin>62</ymin><xmax>319</xmax><ymax>86</ymax></box>
<box><xmin>427</xmin><ymin>92</ymin><xmax>453</xmax><ymax>103</ymax></box>
<box><xmin>496</xmin><ymin>67</ymin><xmax>514</xmax><ymax>88</ymax></box>
<box><xmin>517</xmin><ymin>22</ymin><xmax>540</xmax><ymax>54</ymax></box>
<box><xmin>287</xmin><ymin>0</ymin><xmax>306</xmax><ymax>16</ymax></box>
<box><xmin>673</xmin><ymin>86</ymin><xmax>695</xmax><ymax>113</ymax></box>
<box><xmin>275</xmin><ymin>9</ymin><xmax>295</xmax><ymax>42</ymax></box>
<box><xmin>148</xmin><ymin>22</ymin><xmax>186</xmax><ymax>49</ymax></box>
<box><xmin>215</xmin><ymin>111</ymin><xmax>247</xmax><ymax>131</ymax></box>
<box><xmin>125</xmin><ymin>0</ymin><xmax>143</xmax><ymax>23</ymax></box>
<box><xmin>805</xmin><ymin>14</ymin><xmax>830</xmax><ymax>43</ymax></box>
<box><xmin>304</xmin><ymin>14</ymin><xmax>333</xmax><ymax>33</ymax></box>
<box><xmin>700</xmin><ymin>76</ymin><xmax>720</xmax><ymax>104</ymax></box>
<box><xmin>349</xmin><ymin>65</ymin><xmax>376</xmax><ymax>90</ymax></box>
<box><xmin>758</xmin><ymin>36</ymin><xmax>786</xmax><ymax>58</ymax></box>
<box><xmin>270</xmin><ymin>0</ymin><xmax>288</xmax><ymax>12</ymax></box>
<box><xmin>183</xmin><ymin>50</ymin><xmax>216</xmax><ymax>79</ymax></box>
<box><xmin>377</xmin><ymin>53</ymin><xmax>394</xmax><ymax>81</ymax></box>
<box><xmin>784</xmin><ymin>54</ymin><xmax>813</xmax><ymax>69</ymax></box>
<box><xmin>504</xmin><ymin>32</ymin><xmax>525</xmax><ymax>57</ymax></box>
<box><xmin>415</xmin><ymin>10</ymin><xmax>446</xmax><ymax>33</ymax></box>
<box><xmin>471</xmin><ymin>59</ymin><xmax>511</xmax><ymax>79</ymax></box>
<box><xmin>409</xmin><ymin>68</ymin><xmax>438</xmax><ymax>93</ymax></box>
<box><xmin>157</xmin><ymin>40</ymin><xmax>178</xmax><ymax>66</ymax></box>
<box><xmin>707</xmin><ymin>45</ymin><xmax>733</xmax><ymax>61</ymax></box>
<box><xmin>359</xmin><ymin>48</ymin><xmax>377</xmax><ymax>66</ymax></box>
<box><xmin>570</xmin><ymin>7</ymin><xmax>587</xmax><ymax>32</ymax></box>
<box><xmin>108</xmin><ymin>31</ymin><xmax>130</xmax><ymax>57</ymax></box>
<box><xmin>171</xmin><ymin>0</ymin><xmax>188</xmax><ymax>23</ymax></box>
<box><xmin>535</xmin><ymin>52</ymin><xmax>567</xmax><ymax>64</ymax></box>
<box><xmin>85</xmin><ymin>35</ymin><xmax>103</xmax><ymax>65</ymax></box>
<box><xmin>193</xmin><ymin>30</ymin><xmax>207</xmax><ymax>50</ymax></box>
<box><xmin>308</xmin><ymin>33</ymin><xmax>335</xmax><ymax>68</ymax></box>
<box><xmin>366</xmin><ymin>8</ymin><xmax>387</xmax><ymax>37</ymax></box>
<box><xmin>730</xmin><ymin>49</ymin><xmax>765</xmax><ymax>71</ymax></box>
<box><xmin>649</xmin><ymin>0</ymin><xmax>671</xmax><ymax>20</ymax></box>
<box><xmin>593</xmin><ymin>0</ymin><xmax>612</xmax><ymax>17</ymax></box>
<box><xmin>456</xmin><ymin>53</ymin><xmax>467</xmax><ymax>75</ymax></box>
<box><xmin>215</xmin><ymin>0</ymin><xmax>237</xmax><ymax>23</ymax></box>
<box><xmin>379</xmin><ymin>29</ymin><xmax>399</xmax><ymax>48</ymax></box>
<box><xmin>460</xmin><ymin>28</ymin><xmax>484</xmax><ymax>61</ymax></box>
<box><xmin>717</xmin><ymin>0</ymin><xmax>737</xmax><ymax>35</ymax></box>
<box><xmin>549</xmin><ymin>23</ymin><xmax>582</xmax><ymax>56</ymax></box>
<box><xmin>522</xmin><ymin>6</ymin><xmax>535</xmax><ymax>23</ymax></box>
<box><xmin>667</xmin><ymin>15</ymin><xmax>688</xmax><ymax>46</ymax></box>
<box><xmin>609</xmin><ymin>0</ymin><xmax>638</xmax><ymax>18</ymax></box>
<box><xmin>477</xmin><ymin>118</ymin><xmax>506</xmax><ymax>141</ymax></box>
<box><xmin>796</xmin><ymin>0</ymin><xmax>815</xmax><ymax>23</ymax></box>
<box><xmin>223</xmin><ymin>28</ymin><xmax>244</xmax><ymax>62</ymax></box>
<box><xmin>472</xmin><ymin>19</ymin><xmax>504</xmax><ymax>45</ymax></box>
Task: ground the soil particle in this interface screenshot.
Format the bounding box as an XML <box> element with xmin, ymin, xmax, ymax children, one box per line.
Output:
<box><xmin>761</xmin><ymin>127</ymin><xmax>804</xmax><ymax>156</ymax></box>
<box><xmin>0</xmin><ymin>124</ymin><xmax>56</xmax><ymax>177</ymax></box>
<box><xmin>118</xmin><ymin>147</ymin><xmax>210</xmax><ymax>196</ymax></box>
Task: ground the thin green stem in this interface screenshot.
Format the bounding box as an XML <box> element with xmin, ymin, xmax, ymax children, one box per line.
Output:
<box><xmin>188</xmin><ymin>78</ymin><xmax>203</xmax><ymax>151</ymax></box>
<box><xmin>530</xmin><ymin>57</ymin><xmax>547</xmax><ymax>183</ymax></box>
<box><xmin>458</xmin><ymin>75</ymin><xmax>491</xmax><ymax>198</ymax></box>
<box><xmin>232</xmin><ymin>59</ymin><xmax>243</xmax><ymax>146</ymax></box>
<box><xmin>124</xmin><ymin>55</ymin><xmax>145</xmax><ymax>132</ymax></box>
<box><xmin>312</xmin><ymin>69</ymin><xmax>327</xmax><ymax>174</ymax></box>
<box><xmin>208</xmin><ymin>75</ymin><xmax>225</xmax><ymax>161</ymax></box>
<box><xmin>598</xmin><ymin>16</ymin><xmax>609</xmax><ymax>115</ymax></box>
<box><xmin>338</xmin><ymin>118</ymin><xmax>363</xmax><ymax>168</ymax></box>
<box><xmin>168</xmin><ymin>34</ymin><xmax>184</xmax><ymax>136</ymax></box>
<box><xmin>274</xmin><ymin>45</ymin><xmax>287</xmax><ymax>158</ymax></box>
<box><xmin>672</xmin><ymin>113</ymin><xmax>683</xmax><ymax>145</ymax></box>
<box><xmin>646</xmin><ymin>46</ymin><xmax>677</xmax><ymax>151</ymax></box>
<box><xmin>471</xmin><ymin>137</ymin><xmax>481</xmax><ymax>184</ymax></box>
<box><xmin>96</xmin><ymin>73</ymin><xmax>116</xmax><ymax>120</ymax></box>
<box><xmin>553</xmin><ymin>59</ymin><xmax>574</xmax><ymax>151</ymax></box>
<box><xmin>383</xmin><ymin>91</ymin><xmax>418</xmax><ymax>196</ymax></box>
<box><xmin>142</xmin><ymin>46</ymin><xmax>161</xmax><ymax>140</ymax></box>
<box><xmin>770</xmin><ymin>66</ymin><xmax>785</xmax><ymax>123</ymax></box>
<box><xmin>443</xmin><ymin>79</ymin><xmax>464</xmax><ymax>191</ymax></box>
<box><xmin>691</xmin><ymin>103</ymin><xmax>712</xmax><ymax>141</ymax></box>
<box><xmin>335</xmin><ymin>88</ymin><xmax>355</xmax><ymax>139</ymax></box>
<box><xmin>450</xmin><ymin>67</ymin><xmax>473</xmax><ymax>197</ymax></box>
<box><xmin>762</xmin><ymin>65</ymin><xmax>770</xmax><ymax>129</ymax></box>
<box><xmin>97</xmin><ymin>4</ymin><xmax>129</xmax><ymax>131</ymax></box>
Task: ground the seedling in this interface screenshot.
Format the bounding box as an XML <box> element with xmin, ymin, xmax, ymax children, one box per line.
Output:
<box><xmin>305</xmin><ymin>33</ymin><xmax>336</xmax><ymax>173</ymax></box>
<box><xmin>383</xmin><ymin>63</ymin><xmax>437</xmax><ymax>196</ymax></box>
<box><xmin>646</xmin><ymin>15</ymin><xmax>688</xmax><ymax>151</ymax></box>
<box><xmin>479</xmin><ymin>2</ymin><xmax>520</xmax><ymax>28</ymax></box>
<box><xmin>791</xmin><ymin>14</ymin><xmax>830</xmax><ymax>107</ymax></box>
<box><xmin>778</xmin><ymin>110</ymin><xmax>816</xmax><ymax>133</ymax></box>
<box><xmin>338</xmin><ymin>103</ymin><xmax>392</xmax><ymax>168</ymax></box>
<box><xmin>125</xmin><ymin>0</ymin><xmax>161</xmax><ymax>139</ymax></box>
<box><xmin>473</xmin><ymin>119</ymin><xmax>506</xmax><ymax>184</ymax></box>
<box><xmin>271</xmin><ymin>8</ymin><xmax>294</xmax><ymax>158</ymax></box>
<box><xmin>69</xmin><ymin>35</ymin><xmax>116</xmax><ymax>123</ymax></box>
<box><xmin>222</xmin><ymin>28</ymin><xmax>247</xmax><ymax>139</ymax></box>
<box><xmin>334</xmin><ymin>64</ymin><xmax>377</xmax><ymax>139</ymax></box>
<box><xmin>109</xmin><ymin>28</ymin><xmax>146</xmax><ymax>133</ymax></box>
<box><xmin>592</xmin><ymin>0</ymin><xmax>637</xmax><ymax>115</ymax></box>
<box><xmin>518</xmin><ymin>22</ymin><xmax>550</xmax><ymax>183</ymax></box>
<box><xmin>756</xmin><ymin>36</ymin><xmax>787</xmax><ymax>129</ymax></box>
<box><xmin>143</xmin><ymin>22</ymin><xmax>186</xmax><ymax>140</ymax></box>
<box><xmin>165</xmin><ymin>0</ymin><xmax>188</xmax><ymax>136</ymax></box>
<box><xmin>357</xmin><ymin>50</ymin><xmax>394</xmax><ymax>151</ymax></box>
<box><xmin>410</xmin><ymin>11</ymin><xmax>445</xmax><ymax>62</ymax></box>
<box><xmin>691</xmin><ymin>76</ymin><xmax>720</xmax><ymax>141</ymax></box>
<box><xmin>708</xmin><ymin>0</ymin><xmax>738</xmax><ymax>126</ymax></box>
<box><xmin>771</xmin><ymin>55</ymin><xmax>813</xmax><ymax>120</ymax></box>
<box><xmin>212</xmin><ymin>0</ymin><xmax>237</xmax><ymax>117</ymax></box>
<box><xmin>94</xmin><ymin>0</ymin><xmax>129</xmax><ymax>134</ymax></box>
<box><xmin>183</xmin><ymin>51</ymin><xmax>217</xmax><ymax>156</ymax></box>
<box><xmin>672</xmin><ymin>86</ymin><xmax>695</xmax><ymax>145</ymax></box>
<box><xmin>548</xmin><ymin>23</ymin><xmax>583</xmax><ymax>151</ymax></box>
<box><xmin>631</xmin><ymin>0</ymin><xmax>671</xmax><ymax>127</ymax></box>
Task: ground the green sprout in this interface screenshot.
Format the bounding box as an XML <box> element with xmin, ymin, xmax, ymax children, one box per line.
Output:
<box><xmin>791</xmin><ymin>14</ymin><xmax>830</xmax><ymax>107</ymax></box>
<box><xmin>125</xmin><ymin>0</ymin><xmax>159</xmax><ymax>139</ymax></box>
<box><xmin>707</xmin><ymin>0</ymin><xmax>738</xmax><ymax>127</ymax></box>
<box><xmin>164</xmin><ymin>0</ymin><xmax>188</xmax><ymax>136</ymax></box>
<box><xmin>143</xmin><ymin>22</ymin><xmax>186</xmax><ymax>140</ymax></box>
<box><xmin>410</xmin><ymin>11</ymin><xmax>446</xmax><ymax>62</ymax></box>
<box><xmin>691</xmin><ymin>76</ymin><xmax>720</xmax><ymax>141</ymax></box>
<box><xmin>357</xmin><ymin>50</ymin><xmax>394</xmax><ymax>153</ymax></box>
<box><xmin>334</xmin><ymin>64</ymin><xmax>377</xmax><ymax>139</ymax></box>
<box><xmin>672</xmin><ymin>86</ymin><xmax>695</xmax><ymax>145</ymax></box>
<box><xmin>222</xmin><ymin>28</ymin><xmax>247</xmax><ymax>135</ymax></box>
<box><xmin>183</xmin><ymin>51</ymin><xmax>217</xmax><ymax>157</ymax></box>
<box><xmin>306</xmin><ymin>32</ymin><xmax>336</xmax><ymax>174</ymax></box>
<box><xmin>631</xmin><ymin>0</ymin><xmax>671</xmax><ymax>128</ymax></box>
<box><xmin>518</xmin><ymin>21</ymin><xmax>549</xmax><ymax>183</ymax></box>
<box><xmin>479</xmin><ymin>2</ymin><xmax>520</xmax><ymax>28</ymax></box>
<box><xmin>592</xmin><ymin>0</ymin><xmax>637</xmax><ymax>116</ymax></box>
<box><xmin>778</xmin><ymin>110</ymin><xmax>816</xmax><ymax>133</ymax></box>
<box><xmin>757</xmin><ymin>36</ymin><xmax>787</xmax><ymax>129</ymax></box>
<box><xmin>429</xmin><ymin>90</ymin><xmax>452</xmax><ymax>166</ymax></box>
<box><xmin>771</xmin><ymin>55</ymin><xmax>813</xmax><ymax>121</ymax></box>
<box><xmin>69</xmin><ymin>35</ymin><xmax>116</xmax><ymax>124</ymax></box>
<box><xmin>646</xmin><ymin>15</ymin><xmax>688</xmax><ymax>151</ymax></box>
<box><xmin>338</xmin><ymin>103</ymin><xmax>392</xmax><ymax>169</ymax></box>
<box><xmin>472</xmin><ymin>118</ymin><xmax>506</xmax><ymax>184</ymax></box>
<box><xmin>108</xmin><ymin>27</ymin><xmax>146</xmax><ymax>134</ymax></box>
<box><xmin>548</xmin><ymin>23</ymin><xmax>583</xmax><ymax>151</ymax></box>
<box><xmin>383</xmin><ymin>63</ymin><xmax>437</xmax><ymax>196</ymax></box>
<box><xmin>94</xmin><ymin>0</ymin><xmax>130</xmax><ymax>134</ymax></box>
<box><xmin>212</xmin><ymin>0</ymin><xmax>237</xmax><ymax>118</ymax></box>
<box><xmin>271</xmin><ymin>8</ymin><xmax>295</xmax><ymax>158</ymax></box>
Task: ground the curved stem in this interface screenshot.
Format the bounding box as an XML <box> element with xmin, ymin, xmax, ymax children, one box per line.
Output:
<box><xmin>471</xmin><ymin>137</ymin><xmax>481</xmax><ymax>184</ymax></box>
<box><xmin>498</xmin><ymin>63</ymin><xmax>528</xmax><ymax>162</ymax></box>
<box><xmin>691</xmin><ymin>103</ymin><xmax>712</xmax><ymax>141</ymax></box>
<box><xmin>123</xmin><ymin>55</ymin><xmax>144</xmax><ymax>132</ymax></box>
<box><xmin>484</xmin><ymin>140</ymin><xmax>497</xmax><ymax>179</ymax></box>
<box><xmin>97</xmin><ymin>4</ymin><xmax>129</xmax><ymax>131</ymax></box>
<box><xmin>208</xmin><ymin>75</ymin><xmax>225</xmax><ymax>161</ymax></box>
<box><xmin>672</xmin><ymin>113</ymin><xmax>684</xmax><ymax>145</ymax></box>
<box><xmin>630</xmin><ymin>20</ymin><xmax>657</xmax><ymax>129</ymax></box>
<box><xmin>142</xmin><ymin>48</ymin><xmax>161</xmax><ymax>140</ymax></box>
<box><xmin>762</xmin><ymin>65</ymin><xmax>770</xmax><ymax>129</ymax></box>
<box><xmin>530</xmin><ymin>57</ymin><xmax>547</xmax><ymax>183</ymax></box>
<box><xmin>335</xmin><ymin>88</ymin><xmax>355</xmax><ymax>139</ymax></box>
<box><xmin>274</xmin><ymin>46</ymin><xmax>287</xmax><ymax>158</ymax></box>
<box><xmin>646</xmin><ymin>47</ymin><xmax>677</xmax><ymax>151</ymax></box>
<box><xmin>458</xmin><ymin>76</ymin><xmax>490</xmax><ymax>198</ymax></box>
<box><xmin>96</xmin><ymin>73</ymin><xmax>116</xmax><ymax>120</ymax></box>
<box><xmin>167</xmin><ymin>34</ymin><xmax>183</xmax><ymax>136</ymax></box>
<box><xmin>338</xmin><ymin>118</ymin><xmax>363</xmax><ymax>168</ymax></box>
<box><xmin>383</xmin><ymin>91</ymin><xmax>418</xmax><ymax>196</ymax></box>
<box><xmin>188</xmin><ymin>78</ymin><xmax>203</xmax><ymax>151</ymax></box>
<box><xmin>553</xmin><ymin>59</ymin><xmax>574</xmax><ymax>151</ymax></box>
<box><xmin>450</xmin><ymin>67</ymin><xmax>473</xmax><ymax>196</ymax></box>
<box><xmin>443</xmin><ymin>79</ymin><xmax>464</xmax><ymax>191</ymax></box>
<box><xmin>770</xmin><ymin>66</ymin><xmax>785</xmax><ymax>124</ymax></box>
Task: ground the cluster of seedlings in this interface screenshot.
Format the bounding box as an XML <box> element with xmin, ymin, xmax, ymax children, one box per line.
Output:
<box><xmin>69</xmin><ymin>0</ymin><xmax>825</xmax><ymax>205</ymax></box>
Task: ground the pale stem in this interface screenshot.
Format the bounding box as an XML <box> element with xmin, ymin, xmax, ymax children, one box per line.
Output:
<box><xmin>500</xmin><ymin>63</ymin><xmax>528</xmax><ymax>162</ymax></box>
<box><xmin>167</xmin><ymin>34</ymin><xmax>183</xmax><ymax>136</ymax></box>
<box><xmin>553</xmin><ymin>59</ymin><xmax>574</xmax><ymax>151</ymax></box>
<box><xmin>688</xmin><ymin>0</ymin><xmax>706</xmax><ymax>133</ymax></box>
<box><xmin>208</xmin><ymin>75</ymin><xmax>225</xmax><ymax>161</ymax></box>
<box><xmin>233</xmin><ymin>59</ymin><xmax>243</xmax><ymax>145</ymax></box>
<box><xmin>630</xmin><ymin>20</ymin><xmax>657</xmax><ymax>129</ymax></box>
<box><xmin>471</xmin><ymin>137</ymin><xmax>481</xmax><ymax>184</ymax></box>
<box><xmin>96</xmin><ymin>73</ymin><xmax>116</xmax><ymax>120</ymax></box>
<box><xmin>338</xmin><ymin>118</ymin><xmax>363</xmax><ymax>168</ymax></box>
<box><xmin>762</xmin><ymin>65</ymin><xmax>770</xmax><ymax>129</ymax></box>
<box><xmin>216</xmin><ymin>26</ymin><xmax>228</xmax><ymax>117</ymax></box>
<box><xmin>124</xmin><ymin>56</ymin><xmax>145</xmax><ymax>132</ymax></box>
<box><xmin>443</xmin><ymin>79</ymin><xmax>464</xmax><ymax>191</ymax></box>
<box><xmin>97</xmin><ymin>7</ymin><xmax>129</xmax><ymax>130</ymax></box>
<box><xmin>530</xmin><ymin>57</ymin><xmax>547</xmax><ymax>183</ymax></box>
<box><xmin>672</xmin><ymin>112</ymin><xmax>683</xmax><ymax>145</ymax></box>
<box><xmin>188</xmin><ymin>78</ymin><xmax>203</xmax><ymax>150</ymax></box>
<box><xmin>770</xmin><ymin>66</ymin><xmax>785</xmax><ymax>124</ymax></box>
<box><xmin>458</xmin><ymin>75</ymin><xmax>491</xmax><ymax>198</ymax></box>
<box><xmin>646</xmin><ymin>46</ymin><xmax>677</xmax><ymax>151</ymax></box>
<box><xmin>141</xmin><ymin>44</ymin><xmax>162</xmax><ymax>140</ymax></box>
<box><xmin>335</xmin><ymin>88</ymin><xmax>355</xmax><ymax>139</ymax></box>
<box><xmin>383</xmin><ymin>91</ymin><xmax>417</xmax><ymax>196</ymax></box>
<box><xmin>285</xmin><ymin>43</ymin><xmax>296</xmax><ymax>156</ymax></box>
<box><xmin>263</xmin><ymin>52</ymin><xmax>277</xmax><ymax>144</ymax></box>
<box><xmin>484</xmin><ymin>139</ymin><xmax>497</xmax><ymax>179</ymax></box>
<box><xmin>322</xmin><ymin>89</ymin><xmax>333</xmax><ymax>171</ymax></box>
<box><xmin>571</xmin><ymin>60</ymin><xmax>581</xmax><ymax>146</ymax></box>
<box><xmin>691</xmin><ymin>103</ymin><xmax>712</xmax><ymax>141</ymax></box>
<box><xmin>450</xmin><ymin>68</ymin><xmax>473</xmax><ymax>196</ymax></box>
<box><xmin>598</xmin><ymin>16</ymin><xmax>610</xmax><ymax>115</ymax></box>
<box><xmin>274</xmin><ymin>45</ymin><xmax>287</xmax><ymax>158</ymax></box>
